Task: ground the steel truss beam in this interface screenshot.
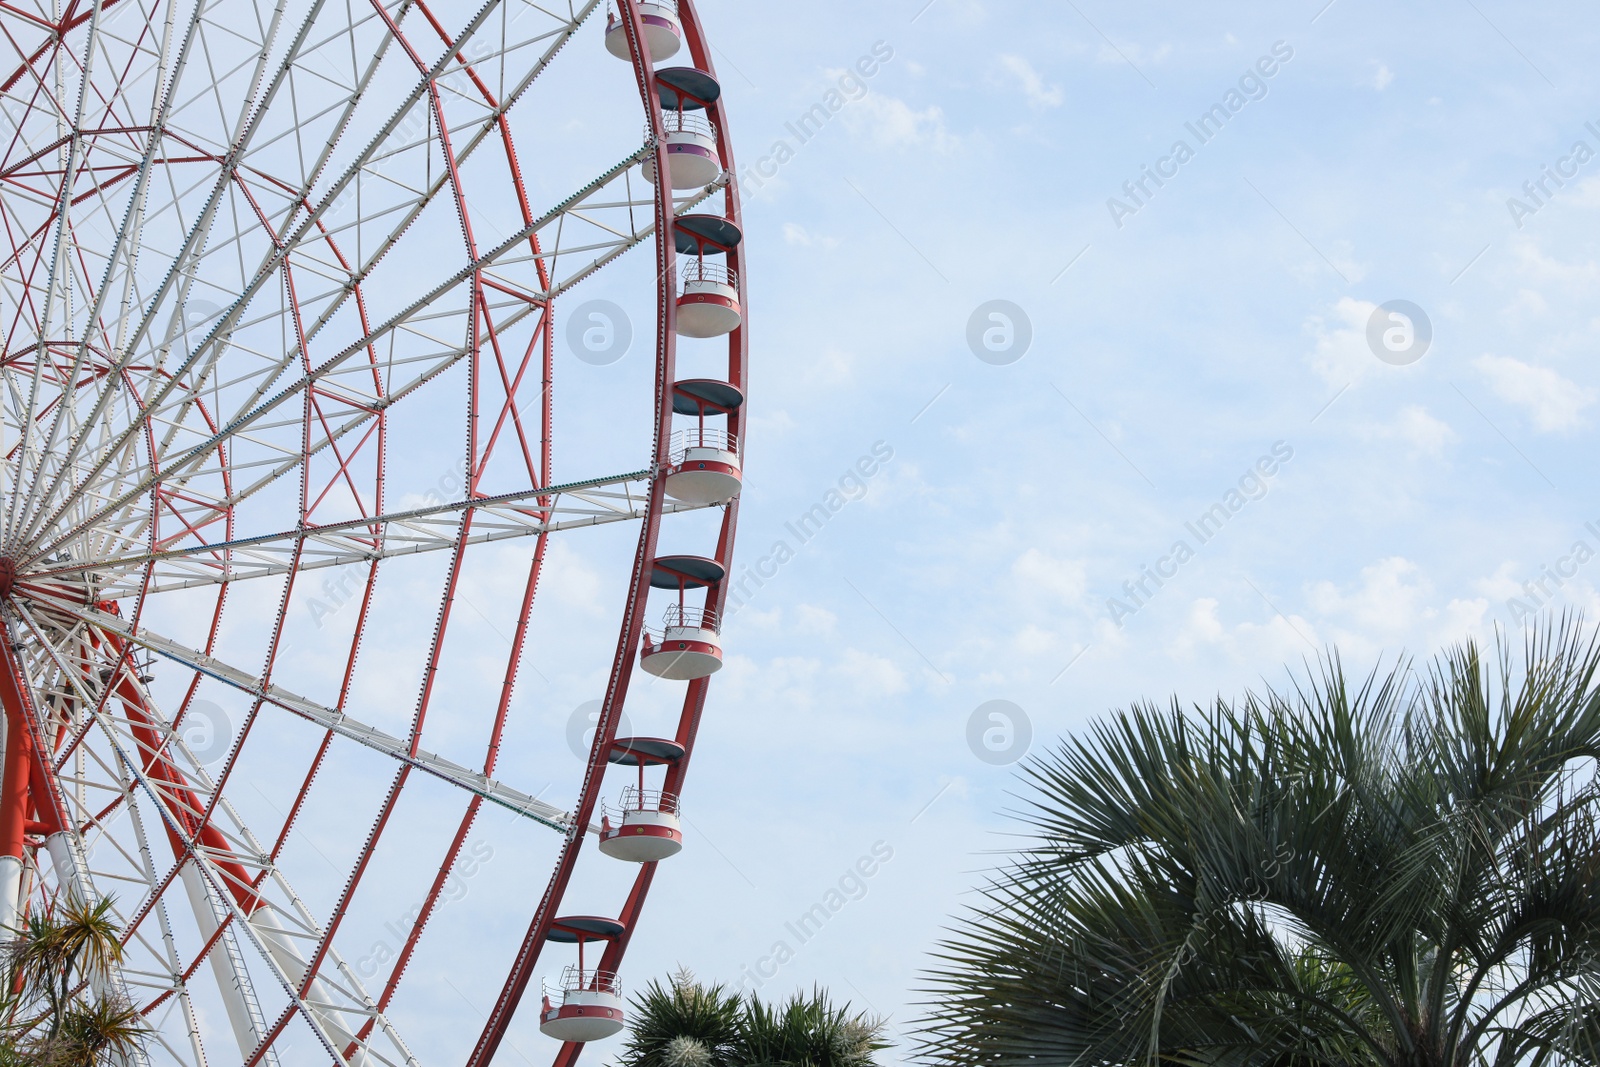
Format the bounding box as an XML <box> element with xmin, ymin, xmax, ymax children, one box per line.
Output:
<box><xmin>24</xmin><ymin>468</ymin><xmax>718</xmax><ymax>595</ymax></box>
<box><xmin>35</xmin><ymin>601</ymin><xmax>586</xmax><ymax>834</ymax></box>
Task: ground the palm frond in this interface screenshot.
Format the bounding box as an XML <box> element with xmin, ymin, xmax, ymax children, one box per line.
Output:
<box><xmin>918</xmin><ymin>619</ymin><xmax>1600</xmax><ymax>1067</ymax></box>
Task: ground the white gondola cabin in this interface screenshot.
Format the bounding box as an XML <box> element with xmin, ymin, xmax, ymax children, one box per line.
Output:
<box><xmin>674</xmin><ymin>214</ymin><xmax>743</xmax><ymax>338</ymax></box>
<box><xmin>603</xmin><ymin>0</ymin><xmax>682</xmax><ymax>62</ymax></box>
<box><xmin>540</xmin><ymin>917</ymin><xmax>627</xmax><ymax>1042</ymax></box>
<box><xmin>599</xmin><ymin>737</ymin><xmax>686</xmax><ymax>862</ymax></box>
<box><xmin>643</xmin><ymin>68</ymin><xmax>723</xmax><ymax>189</ymax></box>
<box><xmin>640</xmin><ymin>556</ymin><xmax>725</xmax><ymax>680</ymax></box>
<box><xmin>664</xmin><ymin>379</ymin><xmax>743</xmax><ymax>505</ymax></box>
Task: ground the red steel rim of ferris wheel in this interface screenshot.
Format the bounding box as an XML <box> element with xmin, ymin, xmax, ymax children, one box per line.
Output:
<box><xmin>0</xmin><ymin>0</ymin><xmax>749</xmax><ymax>1060</ymax></box>
<box><xmin>467</xmin><ymin>1</ymin><xmax>749</xmax><ymax>1063</ymax></box>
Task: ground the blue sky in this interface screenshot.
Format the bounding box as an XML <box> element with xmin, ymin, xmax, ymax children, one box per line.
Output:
<box><xmin>582</xmin><ymin>0</ymin><xmax>1600</xmax><ymax>1061</ymax></box>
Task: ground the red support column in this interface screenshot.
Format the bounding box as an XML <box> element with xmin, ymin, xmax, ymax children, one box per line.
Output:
<box><xmin>0</xmin><ymin>687</ymin><xmax>30</xmax><ymax>860</ymax></box>
<box><xmin>0</xmin><ymin>636</ymin><xmax>37</xmax><ymax>929</ymax></box>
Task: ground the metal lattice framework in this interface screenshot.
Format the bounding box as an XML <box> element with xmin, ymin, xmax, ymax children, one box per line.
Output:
<box><xmin>0</xmin><ymin>0</ymin><xmax>746</xmax><ymax>1060</ymax></box>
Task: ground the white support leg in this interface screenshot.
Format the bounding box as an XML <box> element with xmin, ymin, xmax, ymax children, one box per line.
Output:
<box><xmin>0</xmin><ymin>854</ymin><xmax>22</xmax><ymax>935</ymax></box>
<box><xmin>248</xmin><ymin>904</ymin><xmax>370</xmax><ymax>1064</ymax></box>
<box><xmin>46</xmin><ymin>830</ymin><xmax>90</xmax><ymax>905</ymax></box>
<box><xmin>0</xmin><ymin>711</ymin><xmax>16</xmax><ymax>935</ymax></box>
<box><xmin>181</xmin><ymin>862</ymin><xmax>270</xmax><ymax>1059</ymax></box>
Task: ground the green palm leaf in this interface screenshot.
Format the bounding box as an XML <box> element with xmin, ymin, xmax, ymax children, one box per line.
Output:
<box><xmin>622</xmin><ymin>972</ymin><xmax>888</xmax><ymax>1067</ymax></box>
<box><xmin>919</xmin><ymin>618</ymin><xmax>1600</xmax><ymax>1067</ymax></box>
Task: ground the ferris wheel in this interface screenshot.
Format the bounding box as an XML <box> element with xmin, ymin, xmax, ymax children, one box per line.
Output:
<box><xmin>0</xmin><ymin>0</ymin><xmax>746</xmax><ymax>1059</ymax></box>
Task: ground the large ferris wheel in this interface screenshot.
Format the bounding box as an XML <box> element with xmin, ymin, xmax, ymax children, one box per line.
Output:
<box><xmin>0</xmin><ymin>0</ymin><xmax>747</xmax><ymax>1059</ymax></box>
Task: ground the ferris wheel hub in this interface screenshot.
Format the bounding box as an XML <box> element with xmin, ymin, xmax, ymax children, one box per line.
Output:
<box><xmin>0</xmin><ymin>559</ymin><xmax>14</xmax><ymax>598</ymax></box>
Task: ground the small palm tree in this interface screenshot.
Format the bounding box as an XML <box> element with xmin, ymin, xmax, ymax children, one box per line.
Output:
<box><xmin>738</xmin><ymin>987</ymin><xmax>884</xmax><ymax>1067</ymax></box>
<box><xmin>620</xmin><ymin>971</ymin><xmax>888</xmax><ymax>1067</ymax></box>
<box><xmin>621</xmin><ymin>969</ymin><xmax>742</xmax><ymax>1067</ymax></box>
<box><xmin>920</xmin><ymin>619</ymin><xmax>1600</xmax><ymax>1067</ymax></box>
<box><xmin>0</xmin><ymin>896</ymin><xmax>148</xmax><ymax>1066</ymax></box>
<box><xmin>46</xmin><ymin>997</ymin><xmax>148</xmax><ymax>1067</ymax></box>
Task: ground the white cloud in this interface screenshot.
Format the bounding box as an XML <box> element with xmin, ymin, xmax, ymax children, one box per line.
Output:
<box><xmin>728</xmin><ymin>605</ymin><xmax>782</xmax><ymax>633</ymax></box>
<box><xmin>1439</xmin><ymin>596</ymin><xmax>1491</xmax><ymax>637</ymax></box>
<box><xmin>1506</xmin><ymin>288</ymin><xmax>1548</xmax><ymax>317</ymax></box>
<box><xmin>1362</xmin><ymin>404</ymin><xmax>1456</xmax><ymax>455</ymax></box>
<box><xmin>748</xmin><ymin>409</ymin><xmax>798</xmax><ymax>438</ymax></box>
<box><xmin>1094</xmin><ymin>41</ymin><xmax>1171</xmax><ymax>67</ymax></box>
<box><xmin>998</xmin><ymin>54</ymin><xmax>1063</xmax><ymax>108</ymax></box>
<box><xmin>1310</xmin><ymin>556</ymin><xmax>1427</xmax><ymax>631</ymax></box>
<box><xmin>844</xmin><ymin>93</ymin><xmax>956</xmax><ymax>151</ymax></box>
<box><xmin>783</xmin><ymin>223</ymin><xmax>839</xmax><ymax>249</ymax></box>
<box><xmin>1305</xmin><ymin>296</ymin><xmax>1379</xmax><ymax>387</ymax></box>
<box><xmin>1370</xmin><ymin>63</ymin><xmax>1394</xmax><ymax>89</ymax></box>
<box><xmin>1477</xmin><ymin>559</ymin><xmax>1530</xmax><ymax>606</ymax></box>
<box><xmin>810</xmin><ymin>343</ymin><xmax>856</xmax><ymax>387</ymax></box>
<box><xmin>1571</xmin><ymin>176</ymin><xmax>1600</xmax><ymax>208</ymax></box>
<box><xmin>1185</xmin><ymin>598</ymin><xmax>1224</xmax><ymax>643</ymax></box>
<box><xmin>1326</xmin><ymin>239</ymin><xmax>1367</xmax><ymax>284</ymax></box>
<box><xmin>1507</xmin><ymin>237</ymin><xmax>1600</xmax><ymax>287</ymax></box>
<box><xmin>1473</xmin><ymin>353</ymin><xmax>1596</xmax><ymax>432</ymax></box>
<box><xmin>1171</xmin><ymin>597</ymin><xmax>1319</xmax><ymax>669</ymax></box>
<box><xmin>1394</xmin><ymin>406</ymin><xmax>1455</xmax><ymax>452</ymax></box>
<box><xmin>1479</xmin><ymin>551</ymin><xmax>1600</xmax><ymax>628</ymax></box>
<box><xmin>1010</xmin><ymin>548</ymin><xmax>1086</xmax><ymax>601</ymax></box>
<box><xmin>793</xmin><ymin>604</ymin><xmax>838</xmax><ymax>634</ymax></box>
<box><xmin>835</xmin><ymin>648</ymin><xmax>907</xmax><ymax>696</ymax></box>
<box><xmin>1013</xmin><ymin>623</ymin><xmax>1059</xmax><ymax>656</ymax></box>
<box><xmin>1303</xmin><ymin>558</ymin><xmax>1496</xmax><ymax>659</ymax></box>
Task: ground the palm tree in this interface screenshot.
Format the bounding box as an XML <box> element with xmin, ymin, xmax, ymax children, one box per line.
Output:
<box><xmin>737</xmin><ymin>986</ymin><xmax>885</xmax><ymax>1067</ymax></box>
<box><xmin>0</xmin><ymin>897</ymin><xmax>148</xmax><ymax>1066</ymax></box>
<box><xmin>620</xmin><ymin>970</ymin><xmax>888</xmax><ymax>1067</ymax></box>
<box><xmin>621</xmin><ymin>970</ymin><xmax>742</xmax><ymax>1067</ymax></box>
<box><xmin>919</xmin><ymin>620</ymin><xmax>1600</xmax><ymax>1067</ymax></box>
